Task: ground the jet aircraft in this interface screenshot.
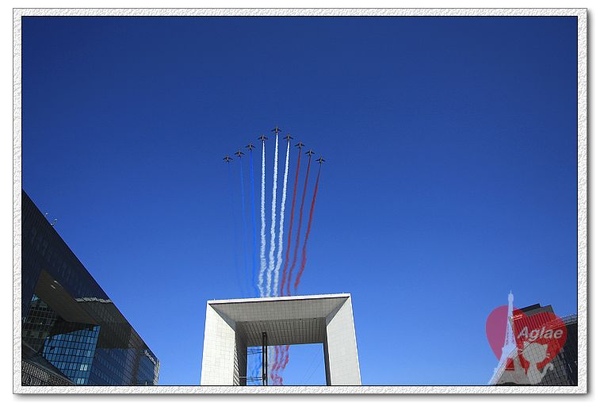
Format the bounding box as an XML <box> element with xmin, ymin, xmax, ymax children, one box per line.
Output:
<box><xmin>258</xmin><ymin>135</ymin><xmax>268</xmax><ymax>142</ymax></box>
<box><xmin>306</xmin><ymin>149</ymin><xmax>316</xmax><ymax>156</ymax></box>
<box><xmin>234</xmin><ymin>150</ymin><xmax>245</xmax><ymax>158</ymax></box>
<box><xmin>316</xmin><ymin>157</ymin><xmax>325</xmax><ymax>164</ymax></box>
<box><xmin>272</xmin><ymin>126</ymin><xmax>282</xmax><ymax>134</ymax></box>
<box><xmin>223</xmin><ymin>156</ymin><xmax>233</xmax><ymax>163</ymax></box>
<box><xmin>295</xmin><ymin>142</ymin><xmax>305</xmax><ymax>149</ymax></box>
<box><xmin>284</xmin><ymin>134</ymin><xmax>293</xmax><ymax>142</ymax></box>
<box><xmin>246</xmin><ymin>143</ymin><xmax>255</xmax><ymax>151</ymax></box>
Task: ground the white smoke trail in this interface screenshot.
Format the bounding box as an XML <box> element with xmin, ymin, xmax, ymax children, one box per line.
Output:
<box><xmin>268</xmin><ymin>346</ymin><xmax>276</xmax><ymax>385</ymax></box>
<box><xmin>273</xmin><ymin>140</ymin><xmax>290</xmax><ymax>297</ymax></box>
<box><xmin>258</xmin><ymin>141</ymin><xmax>267</xmax><ymax>297</ymax></box>
<box><xmin>266</xmin><ymin>134</ymin><xmax>279</xmax><ymax>297</ymax></box>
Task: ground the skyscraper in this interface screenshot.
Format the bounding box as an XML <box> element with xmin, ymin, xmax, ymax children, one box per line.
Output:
<box><xmin>20</xmin><ymin>190</ymin><xmax>160</xmax><ymax>386</ymax></box>
<box><xmin>490</xmin><ymin>299</ymin><xmax>577</xmax><ymax>386</ymax></box>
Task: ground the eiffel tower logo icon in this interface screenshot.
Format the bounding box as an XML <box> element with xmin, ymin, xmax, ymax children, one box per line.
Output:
<box><xmin>488</xmin><ymin>291</ymin><xmax>527</xmax><ymax>385</ymax></box>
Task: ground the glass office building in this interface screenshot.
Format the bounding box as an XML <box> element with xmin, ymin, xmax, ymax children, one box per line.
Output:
<box><xmin>491</xmin><ymin>303</ymin><xmax>578</xmax><ymax>386</ymax></box>
<box><xmin>21</xmin><ymin>190</ymin><xmax>160</xmax><ymax>386</ymax></box>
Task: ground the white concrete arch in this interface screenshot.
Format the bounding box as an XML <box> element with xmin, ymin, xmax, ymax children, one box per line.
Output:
<box><xmin>200</xmin><ymin>294</ymin><xmax>361</xmax><ymax>386</ymax></box>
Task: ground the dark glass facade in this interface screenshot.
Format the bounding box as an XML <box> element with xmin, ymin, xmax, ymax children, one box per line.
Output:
<box><xmin>492</xmin><ymin>303</ymin><xmax>578</xmax><ymax>386</ymax></box>
<box><xmin>21</xmin><ymin>190</ymin><xmax>160</xmax><ymax>386</ymax></box>
<box><xmin>538</xmin><ymin>314</ymin><xmax>578</xmax><ymax>386</ymax></box>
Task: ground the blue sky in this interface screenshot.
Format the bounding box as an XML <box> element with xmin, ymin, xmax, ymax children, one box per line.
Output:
<box><xmin>17</xmin><ymin>9</ymin><xmax>582</xmax><ymax>388</ymax></box>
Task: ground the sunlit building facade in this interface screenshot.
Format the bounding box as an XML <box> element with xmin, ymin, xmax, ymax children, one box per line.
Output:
<box><xmin>201</xmin><ymin>294</ymin><xmax>361</xmax><ymax>386</ymax></box>
<box><xmin>21</xmin><ymin>190</ymin><xmax>160</xmax><ymax>386</ymax></box>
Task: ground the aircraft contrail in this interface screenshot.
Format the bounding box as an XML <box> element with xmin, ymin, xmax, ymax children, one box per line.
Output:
<box><xmin>266</xmin><ymin>133</ymin><xmax>279</xmax><ymax>297</ymax></box>
<box><xmin>270</xmin><ymin>137</ymin><xmax>292</xmax><ymax>378</ymax></box>
<box><xmin>286</xmin><ymin>152</ymin><xmax>312</xmax><ymax>296</ymax></box>
<box><xmin>223</xmin><ymin>129</ymin><xmax>323</xmax><ymax>385</ymax></box>
<box><xmin>271</xmin><ymin>345</ymin><xmax>286</xmax><ymax>385</ymax></box>
<box><xmin>273</xmin><ymin>345</ymin><xmax>290</xmax><ymax>385</ymax></box>
<box><xmin>238</xmin><ymin>154</ymin><xmax>252</xmax><ymax>297</ymax></box>
<box><xmin>271</xmin><ymin>345</ymin><xmax>281</xmax><ymax>375</ymax></box>
<box><xmin>280</xmin><ymin>143</ymin><xmax>303</xmax><ymax>296</ymax></box>
<box><xmin>267</xmin><ymin>346</ymin><xmax>277</xmax><ymax>384</ymax></box>
<box><xmin>226</xmin><ymin>159</ymin><xmax>244</xmax><ymax>296</ymax></box>
<box><xmin>248</xmin><ymin>146</ymin><xmax>259</xmax><ymax>296</ymax></box>
<box><xmin>273</xmin><ymin>138</ymin><xmax>290</xmax><ymax>297</ymax></box>
<box><xmin>258</xmin><ymin>139</ymin><xmax>267</xmax><ymax>297</ymax></box>
<box><xmin>247</xmin><ymin>143</ymin><xmax>260</xmax><ymax>383</ymax></box>
<box><xmin>294</xmin><ymin>164</ymin><xmax>321</xmax><ymax>292</ymax></box>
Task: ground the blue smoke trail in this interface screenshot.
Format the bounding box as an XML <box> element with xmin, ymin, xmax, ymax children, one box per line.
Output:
<box><xmin>248</xmin><ymin>148</ymin><xmax>259</xmax><ymax>297</ymax></box>
<box><xmin>259</xmin><ymin>141</ymin><xmax>267</xmax><ymax>297</ymax></box>
<box><xmin>238</xmin><ymin>156</ymin><xmax>252</xmax><ymax>297</ymax></box>
<box><xmin>248</xmin><ymin>147</ymin><xmax>261</xmax><ymax>384</ymax></box>
<box><xmin>227</xmin><ymin>161</ymin><xmax>244</xmax><ymax>296</ymax></box>
<box><xmin>248</xmin><ymin>347</ymin><xmax>261</xmax><ymax>385</ymax></box>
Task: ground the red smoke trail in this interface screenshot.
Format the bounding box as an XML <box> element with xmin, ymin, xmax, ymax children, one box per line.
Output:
<box><xmin>286</xmin><ymin>155</ymin><xmax>312</xmax><ymax>296</ymax></box>
<box><xmin>271</xmin><ymin>155</ymin><xmax>312</xmax><ymax>383</ymax></box>
<box><xmin>274</xmin><ymin>345</ymin><xmax>283</xmax><ymax>373</ymax></box>
<box><xmin>272</xmin><ymin>145</ymin><xmax>303</xmax><ymax>381</ymax></box>
<box><xmin>273</xmin><ymin>345</ymin><xmax>290</xmax><ymax>384</ymax></box>
<box><xmin>270</xmin><ymin>346</ymin><xmax>282</xmax><ymax>384</ymax></box>
<box><xmin>272</xmin><ymin>345</ymin><xmax>280</xmax><ymax>372</ymax></box>
<box><xmin>270</xmin><ymin>345</ymin><xmax>284</xmax><ymax>385</ymax></box>
<box><xmin>281</xmin><ymin>347</ymin><xmax>290</xmax><ymax>370</ymax></box>
<box><xmin>279</xmin><ymin>146</ymin><xmax>303</xmax><ymax>296</ymax></box>
<box><xmin>294</xmin><ymin>165</ymin><xmax>321</xmax><ymax>292</ymax></box>
<box><xmin>271</xmin><ymin>371</ymin><xmax>283</xmax><ymax>386</ymax></box>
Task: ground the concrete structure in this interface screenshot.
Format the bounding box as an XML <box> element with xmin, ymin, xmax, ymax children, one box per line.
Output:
<box><xmin>200</xmin><ymin>293</ymin><xmax>361</xmax><ymax>386</ymax></box>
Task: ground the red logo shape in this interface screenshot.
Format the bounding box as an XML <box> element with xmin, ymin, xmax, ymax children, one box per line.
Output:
<box><xmin>512</xmin><ymin>309</ymin><xmax>567</xmax><ymax>384</ymax></box>
<box><xmin>485</xmin><ymin>305</ymin><xmax>509</xmax><ymax>360</ymax></box>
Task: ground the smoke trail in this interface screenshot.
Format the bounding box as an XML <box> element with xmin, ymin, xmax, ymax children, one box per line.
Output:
<box><xmin>279</xmin><ymin>146</ymin><xmax>303</xmax><ymax>296</ymax></box>
<box><xmin>270</xmin><ymin>345</ymin><xmax>281</xmax><ymax>384</ymax></box>
<box><xmin>286</xmin><ymin>154</ymin><xmax>312</xmax><ymax>296</ymax></box>
<box><xmin>273</xmin><ymin>345</ymin><xmax>290</xmax><ymax>385</ymax></box>
<box><xmin>270</xmin><ymin>345</ymin><xmax>281</xmax><ymax>380</ymax></box>
<box><xmin>270</xmin><ymin>346</ymin><xmax>285</xmax><ymax>385</ymax></box>
<box><xmin>280</xmin><ymin>346</ymin><xmax>290</xmax><ymax>372</ymax></box>
<box><xmin>248</xmin><ymin>147</ymin><xmax>261</xmax><ymax>385</ymax></box>
<box><xmin>273</xmin><ymin>139</ymin><xmax>290</xmax><ymax>297</ymax></box>
<box><xmin>294</xmin><ymin>165</ymin><xmax>321</xmax><ymax>292</ymax></box>
<box><xmin>266</xmin><ymin>134</ymin><xmax>279</xmax><ymax>297</ymax></box>
<box><xmin>238</xmin><ymin>155</ymin><xmax>252</xmax><ymax>297</ymax></box>
<box><xmin>258</xmin><ymin>141</ymin><xmax>267</xmax><ymax>297</ymax></box>
<box><xmin>248</xmin><ymin>148</ymin><xmax>259</xmax><ymax>296</ymax></box>
<box><xmin>267</xmin><ymin>346</ymin><xmax>277</xmax><ymax>384</ymax></box>
<box><xmin>247</xmin><ymin>348</ymin><xmax>261</xmax><ymax>385</ymax></box>
<box><xmin>226</xmin><ymin>161</ymin><xmax>244</xmax><ymax>296</ymax></box>
<box><xmin>270</xmin><ymin>143</ymin><xmax>296</xmax><ymax>380</ymax></box>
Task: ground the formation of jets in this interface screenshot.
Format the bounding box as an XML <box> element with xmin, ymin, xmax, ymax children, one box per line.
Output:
<box><xmin>224</xmin><ymin>128</ymin><xmax>325</xmax><ymax>165</ymax></box>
